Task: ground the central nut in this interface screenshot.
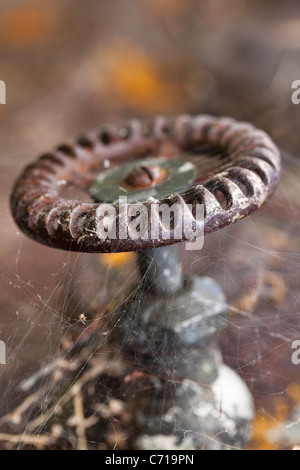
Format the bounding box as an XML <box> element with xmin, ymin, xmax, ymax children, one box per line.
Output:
<box><xmin>122</xmin><ymin>164</ymin><xmax>167</xmax><ymax>190</ymax></box>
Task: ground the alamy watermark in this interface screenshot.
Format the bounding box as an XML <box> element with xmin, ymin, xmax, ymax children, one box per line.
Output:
<box><xmin>291</xmin><ymin>340</ymin><xmax>300</xmax><ymax>365</ymax></box>
<box><xmin>0</xmin><ymin>80</ymin><xmax>6</xmax><ymax>104</ymax></box>
<box><xmin>95</xmin><ymin>196</ymin><xmax>205</xmax><ymax>250</ymax></box>
<box><xmin>291</xmin><ymin>80</ymin><xmax>300</xmax><ymax>105</ymax></box>
<box><xmin>0</xmin><ymin>340</ymin><xmax>6</xmax><ymax>364</ymax></box>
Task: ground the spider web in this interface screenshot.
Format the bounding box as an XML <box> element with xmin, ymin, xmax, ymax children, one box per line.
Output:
<box><xmin>0</xmin><ymin>0</ymin><xmax>300</xmax><ymax>451</ymax></box>
<box><xmin>0</xmin><ymin>149</ymin><xmax>299</xmax><ymax>450</ymax></box>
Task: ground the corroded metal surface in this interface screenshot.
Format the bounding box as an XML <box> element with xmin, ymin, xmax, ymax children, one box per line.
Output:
<box><xmin>89</xmin><ymin>157</ymin><xmax>197</xmax><ymax>204</ymax></box>
<box><xmin>114</xmin><ymin>275</ymin><xmax>254</xmax><ymax>450</ymax></box>
<box><xmin>11</xmin><ymin>115</ymin><xmax>281</xmax><ymax>252</ymax></box>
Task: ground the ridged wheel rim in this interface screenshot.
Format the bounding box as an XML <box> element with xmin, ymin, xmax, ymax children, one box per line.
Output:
<box><xmin>10</xmin><ymin>115</ymin><xmax>281</xmax><ymax>252</ymax></box>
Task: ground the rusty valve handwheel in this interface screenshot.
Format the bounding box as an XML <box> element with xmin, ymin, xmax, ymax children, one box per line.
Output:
<box><xmin>11</xmin><ymin>115</ymin><xmax>281</xmax><ymax>252</ymax></box>
<box><xmin>10</xmin><ymin>115</ymin><xmax>281</xmax><ymax>450</ymax></box>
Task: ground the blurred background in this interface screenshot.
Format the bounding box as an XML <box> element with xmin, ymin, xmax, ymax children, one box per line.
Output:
<box><xmin>1</xmin><ymin>0</ymin><xmax>300</xmax><ymax>450</ymax></box>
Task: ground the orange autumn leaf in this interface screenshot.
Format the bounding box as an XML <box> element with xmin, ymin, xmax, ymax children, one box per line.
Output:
<box><xmin>0</xmin><ymin>2</ymin><xmax>57</xmax><ymax>47</ymax></box>
<box><xmin>249</xmin><ymin>412</ymin><xmax>279</xmax><ymax>450</ymax></box>
<box><xmin>249</xmin><ymin>396</ymin><xmax>291</xmax><ymax>450</ymax></box>
<box><xmin>100</xmin><ymin>252</ymin><xmax>136</xmax><ymax>269</ymax></box>
<box><xmin>109</xmin><ymin>46</ymin><xmax>180</xmax><ymax>112</ymax></box>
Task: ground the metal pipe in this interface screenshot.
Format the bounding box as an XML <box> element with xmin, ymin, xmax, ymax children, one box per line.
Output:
<box><xmin>137</xmin><ymin>244</ymin><xmax>183</xmax><ymax>296</ymax></box>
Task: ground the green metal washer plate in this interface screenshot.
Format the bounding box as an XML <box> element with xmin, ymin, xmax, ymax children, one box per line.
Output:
<box><xmin>89</xmin><ymin>157</ymin><xmax>197</xmax><ymax>203</ymax></box>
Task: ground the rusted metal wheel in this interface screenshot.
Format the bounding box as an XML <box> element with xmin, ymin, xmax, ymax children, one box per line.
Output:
<box><xmin>11</xmin><ymin>115</ymin><xmax>281</xmax><ymax>252</ymax></box>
